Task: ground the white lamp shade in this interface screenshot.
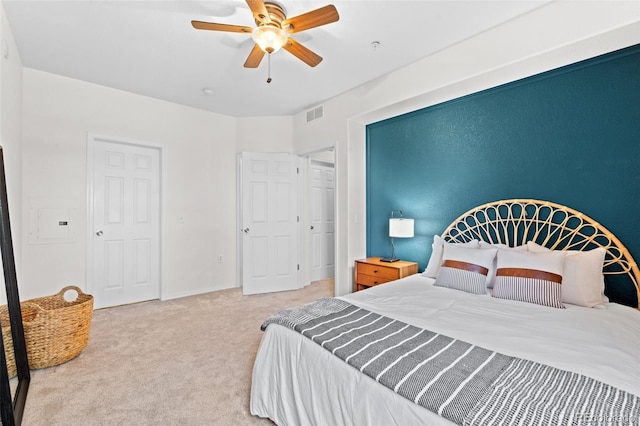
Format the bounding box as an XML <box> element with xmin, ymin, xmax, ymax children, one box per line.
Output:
<box><xmin>389</xmin><ymin>218</ymin><xmax>414</xmax><ymax>238</ymax></box>
<box><xmin>252</xmin><ymin>26</ymin><xmax>288</xmax><ymax>53</ymax></box>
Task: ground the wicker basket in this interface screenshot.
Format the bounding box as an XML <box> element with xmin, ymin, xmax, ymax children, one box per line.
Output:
<box><xmin>1</xmin><ymin>312</ymin><xmax>17</xmax><ymax>378</ymax></box>
<box><xmin>1</xmin><ymin>286</ymin><xmax>93</xmax><ymax>378</ymax></box>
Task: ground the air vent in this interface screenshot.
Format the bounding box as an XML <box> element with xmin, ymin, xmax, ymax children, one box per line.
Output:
<box><xmin>306</xmin><ymin>105</ymin><xmax>324</xmax><ymax>123</ymax></box>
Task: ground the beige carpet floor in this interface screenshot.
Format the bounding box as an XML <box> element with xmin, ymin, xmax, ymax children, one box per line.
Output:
<box><xmin>13</xmin><ymin>279</ymin><xmax>334</xmax><ymax>425</ymax></box>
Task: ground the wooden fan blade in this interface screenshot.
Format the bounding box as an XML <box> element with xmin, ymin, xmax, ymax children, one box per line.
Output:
<box><xmin>244</xmin><ymin>44</ymin><xmax>266</xmax><ymax>68</ymax></box>
<box><xmin>246</xmin><ymin>0</ymin><xmax>271</xmax><ymax>24</ymax></box>
<box><xmin>283</xmin><ymin>38</ymin><xmax>322</xmax><ymax>67</ymax></box>
<box><xmin>191</xmin><ymin>21</ymin><xmax>253</xmax><ymax>33</ymax></box>
<box><xmin>282</xmin><ymin>5</ymin><xmax>339</xmax><ymax>34</ymax></box>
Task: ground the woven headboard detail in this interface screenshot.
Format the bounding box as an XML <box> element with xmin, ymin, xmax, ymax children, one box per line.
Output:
<box><xmin>441</xmin><ymin>199</ymin><xmax>640</xmax><ymax>309</ymax></box>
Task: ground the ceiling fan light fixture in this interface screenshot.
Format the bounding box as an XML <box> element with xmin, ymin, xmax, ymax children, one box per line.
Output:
<box><xmin>252</xmin><ymin>25</ymin><xmax>288</xmax><ymax>53</ymax></box>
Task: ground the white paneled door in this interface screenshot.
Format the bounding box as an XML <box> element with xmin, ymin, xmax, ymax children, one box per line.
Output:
<box><xmin>90</xmin><ymin>137</ymin><xmax>161</xmax><ymax>308</ymax></box>
<box><xmin>309</xmin><ymin>162</ymin><xmax>335</xmax><ymax>281</ymax></box>
<box><xmin>240</xmin><ymin>152</ymin><xmax>299</xmax><ymax>295</ymax></box>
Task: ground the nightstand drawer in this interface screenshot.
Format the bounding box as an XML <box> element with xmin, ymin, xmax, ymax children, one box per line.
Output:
<box><xmin>356</xmin><ymin>274</ymin><xmax>393</xmax><ymax>287</ymax></box>
<box><xmin>356</xmin><ymin>263</ymin><xmax>399</xmax><ymax>280</ymax></box>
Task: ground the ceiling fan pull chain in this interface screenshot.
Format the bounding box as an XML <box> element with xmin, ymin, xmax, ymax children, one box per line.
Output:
<box><xmin>267</xmin><ymin>53</ymin><xmax>272</xmax><ymax>84</ymax></box>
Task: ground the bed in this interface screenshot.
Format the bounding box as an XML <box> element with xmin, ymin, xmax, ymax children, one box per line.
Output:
<box><xmin>250</xmin><ymin>199</ymin><xmax>640</xmax><ymax>425</ymax></box>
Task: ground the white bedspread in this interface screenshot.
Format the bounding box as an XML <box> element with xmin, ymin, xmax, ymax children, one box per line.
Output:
<box><xmin>250</xmin><ymin>274</ymin><xmax>640</xmax><ymax>425</ymax></box>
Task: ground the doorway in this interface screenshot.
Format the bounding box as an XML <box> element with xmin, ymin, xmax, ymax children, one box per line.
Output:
<box><xmin>87</xmin><ymin>134</ymin><xmax>162</xmax><ymax>308</ymax></box>
<box><xmin>306</xmin><ymin>148</ymin><xmax>335</xmax><ymax>282</ymax></box>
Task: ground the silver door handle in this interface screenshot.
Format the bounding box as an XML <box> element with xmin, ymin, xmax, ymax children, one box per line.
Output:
<box><xmin>242</xmin><ymin>228</ymin><xmax>250</xmax><ymax>233</ymax></box>
<box><xmin>96</xmin><ymin>230</ymin><xmax>103</xmax><ymax>236</ymax></box>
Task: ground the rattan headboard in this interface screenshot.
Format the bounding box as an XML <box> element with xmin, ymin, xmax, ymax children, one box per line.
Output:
<box><xmin>441</xmin><ymin>199</ymin><xmax>640</xmax><ymax>309</ymax></box>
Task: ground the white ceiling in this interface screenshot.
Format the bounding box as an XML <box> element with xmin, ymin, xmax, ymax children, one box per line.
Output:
<box><xmin>3</xmin><ymin>0</ymin><xmax>553</xmax><ymax>117</ymax></box>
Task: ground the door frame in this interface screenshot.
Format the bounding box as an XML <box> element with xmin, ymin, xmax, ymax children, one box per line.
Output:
<box><xmin>86</xmin><ymin>133</ymin><xmax>165</xmax><ymax>303</ymax></box>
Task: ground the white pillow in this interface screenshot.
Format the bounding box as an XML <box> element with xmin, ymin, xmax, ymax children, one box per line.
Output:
<box><xmin>526</xmin><ymin>241</ymin><xmax>551</xmax><ymax>253</ymax></box>
<box><xmin>493</xmin><ymin>250</ymin><xmax>565</xmax><ymax>308</ymax></box>
<box><xmin>434</xmin><ymin>245</ymin><xmax>497</xmax><ymax>294</ymax></box>
<box><xmin>478</xmin><ymin>242</ymin><xmax>526</xmax><ymax>250</ymax></box>
<box><xmin>422</xmin><ymin>235</ymin><xmax>479</xmax><ymax>278</ymax></box>
<box><xmin>478</xmin><ymin>242</ymin><xmax>527</xmax><ymax>288</ymax></box>
<box><xmin>527</xmin><ymin>241</ymin><xmax>607</xmax><ymax>307</ymax></box>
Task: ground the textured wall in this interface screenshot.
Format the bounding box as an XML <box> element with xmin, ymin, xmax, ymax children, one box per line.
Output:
<box><xmin>366</xmin><ymin>45</ymin><xmax>640</xmax><ymax>281</ymax></box>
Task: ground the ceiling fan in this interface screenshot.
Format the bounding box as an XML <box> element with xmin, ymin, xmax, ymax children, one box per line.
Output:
<box><xmin>191</xmin><ymin>0</ymin><xmax>339</xmax><ymax>69</ymax></box>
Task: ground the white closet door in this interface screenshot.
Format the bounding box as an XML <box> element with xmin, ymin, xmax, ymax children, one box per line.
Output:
<box><xmin>240</xmin><ymin>152</ymin><xmax>299</xmax><ymax>295</ymax></box>
<box><xmin>309</xmin><ymin>162</ymin><xmax>335</xmax><ymax>282</ymax></box>
<box><xmin>90</xmin><ymin>137</ymin><xmax>161</xmax><ymax>308</ymax></box>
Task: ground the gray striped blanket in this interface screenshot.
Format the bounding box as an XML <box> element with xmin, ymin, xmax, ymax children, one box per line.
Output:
<box><xmin>261</xmin><ymin>298</ymin><xmax>640</xmax><ymax>426</ymax></box>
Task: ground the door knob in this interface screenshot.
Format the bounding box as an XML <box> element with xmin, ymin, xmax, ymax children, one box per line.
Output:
<box><xmin>310</xmin><ymin>225</ymin><xmax>315</xmax><ymax>230</ymax></box>
<box><xmin>96</xmin><ymin>230</ymin><xmax>103</xmax><ymax>236</ymax></box>
<box><xmin>242</xmin><ymin>228</ymin><xmax>250</xmax><ymax>233</ymax></box>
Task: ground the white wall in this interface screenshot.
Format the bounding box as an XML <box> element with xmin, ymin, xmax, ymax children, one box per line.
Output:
<box><xmin>0</xmin><ymin>4</ymin><xmax>22</xmax><ymax>304</ymax></box>
<box><xmin>308</xmin><ymin>149</ymin><xmax>334</xmax><ymax>165</ymax></box>
<box><xmin>290</xmin><ymin>1</ymin><xmax>640</xmax><ymax>296</ymax></box>
<box><xmin>20</xmin><ymin>69</ymin><xmax>242</xmax><ymax>301</ymax></box>
<box><xmin>236</xmin><ymin>116</ymin><xmax>293</xmax><ymax>153</ymax></box>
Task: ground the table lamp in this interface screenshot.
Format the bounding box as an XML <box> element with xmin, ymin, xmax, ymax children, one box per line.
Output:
<box><xmin>380</xmin><ymin>210</ymin><xmax>414</xmax><ymax>262</ymax></box>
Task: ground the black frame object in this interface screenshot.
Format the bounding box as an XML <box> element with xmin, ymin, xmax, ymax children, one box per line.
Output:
<box><xmin>0</xmin><ymin>146</ymin><xmax>30</xmax><ymax>426</ymax></box>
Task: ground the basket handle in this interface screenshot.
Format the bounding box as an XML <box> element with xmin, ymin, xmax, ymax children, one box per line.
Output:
<box><xmin>0</xmin><ymin>301</ymin><xmax>43</xmax><ymax>324</ymax></box>
<box><xmin>56</xmin><ymin>285</ymin><xmax>86</xmax><ymax>302</ymax></box>
<box><xmin>0</xmin><ymin>300</ymin><xmax>44</xmax><ymax>315</ymax></box>
<box><xmin>20</xmin><ymin>301</ymin><xmax>44</xmax><ymax>324</ymax></box>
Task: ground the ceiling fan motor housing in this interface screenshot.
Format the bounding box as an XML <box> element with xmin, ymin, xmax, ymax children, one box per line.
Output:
<box><xmin>257</xmin><ymin>2</ymin><xmax>287</xmax><ymax>29</ymax></box>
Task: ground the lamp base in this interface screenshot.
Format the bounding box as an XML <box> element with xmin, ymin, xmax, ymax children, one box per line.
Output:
<box><xmin>380</xmin><ymin>257</ymin><xmax>400</xmax><ymax>263</ymax></box>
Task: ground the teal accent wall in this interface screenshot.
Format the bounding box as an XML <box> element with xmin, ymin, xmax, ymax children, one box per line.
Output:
<box><xmin>366</xmin><ymin>44</ymin><xmax>640</xmax><ymax>303</ymax></box>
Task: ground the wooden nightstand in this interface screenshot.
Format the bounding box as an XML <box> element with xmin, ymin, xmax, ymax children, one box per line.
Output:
<box><xmin>354</xmin><ymin>257</ymin><xmax>419</xmax><ymax>292</ymax></box>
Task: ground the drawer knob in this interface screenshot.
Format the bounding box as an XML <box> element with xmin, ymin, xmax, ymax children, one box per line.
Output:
<box><xmin>373</xmin><ymin>269</ymin><xmax>378</xmax><ymax>273</ymax></box>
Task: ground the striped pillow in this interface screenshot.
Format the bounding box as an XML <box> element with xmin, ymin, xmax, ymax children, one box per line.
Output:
<box><xmin>478</xmin><ymin>242</ymin><xmax>528</xmax><ymax>289</ymax></box>
<box><xmin>493</xmin><ymin>250</ymin><xmax>565</xmax><ymax>308</ymax></box>
<box><xmin>527</xmin><ymin>242</ymin><xmax>607</xmax><ymax>307</ymax></box>
<box><xmin>434</xmin><ymin>245</ymin><xmax>497</xmax><ymax>294</ymax></box>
